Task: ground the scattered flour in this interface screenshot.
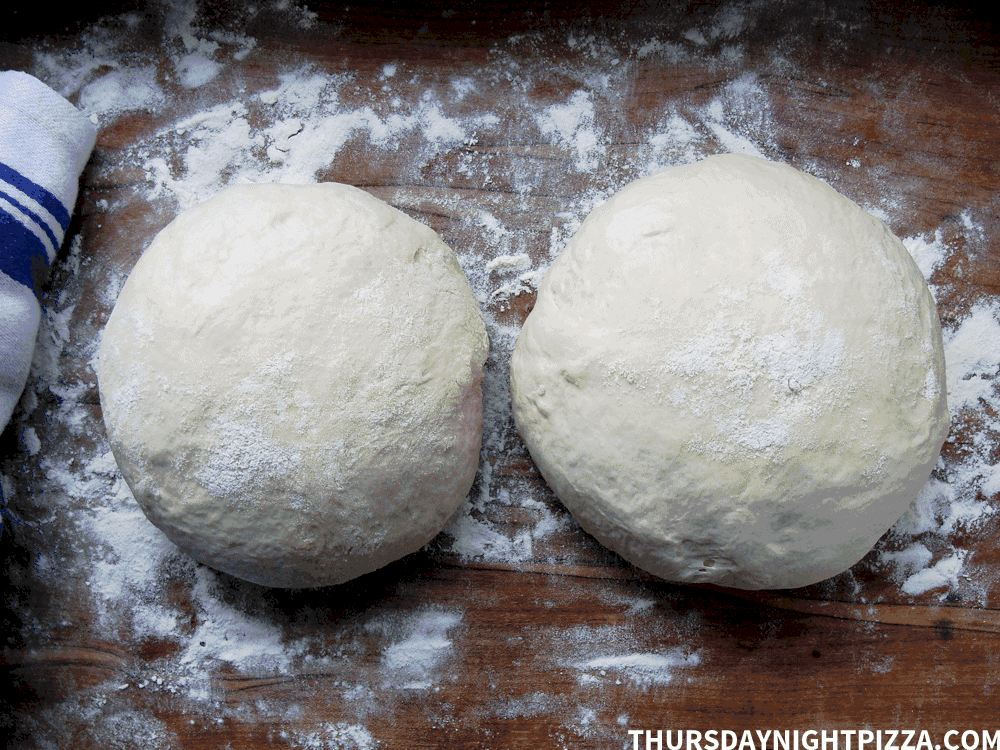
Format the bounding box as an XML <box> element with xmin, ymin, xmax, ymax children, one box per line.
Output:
<box><xmin>176</xmin><ymin>51</ymin><xmax>221</xmax><ymax>88</ymax></box>
<box><xmin>380</xmin><ymin>609</ymin><xmax>461</xmax><ymax>689</ymax></box>
<box><xmin>2</xmin><ymin>0</ymin><xmax>998</xmax><ymax>746</ymax></box>
<box><xmin>899</xmin><ymin>550</ymin><xmax>970</xmax><ymax>596</ymax></box>
<box><xmin>573</xmin><ymin>649</ymin><xmax>702</xmax><ymax>687</ymax></box>
<box><xmin>879</xmin><ymin>541</ymin><xmax>934</xmax><ymax>579</ymax></box>
<box><xmin>281</xmin><ymin>722</ymin><xmax>377</xmax><ymax>750</ymax></box>
<box><xmin>942</xmin><ymin>299</ymin><xmax>1000</xmax><ymax>414</ymax></box>
<box><xmin>535</xmin><ymin>90</ymin><xmax>606</xmax><ymax>172</ymax></box>
<box><xmin>180</xmin><ymin>568</ymin><xmax>310</xmax><ymax>674</ymax></box>
<box><xmin>903</xmin><ymin>231</ymin><xmax>947</xmax><ymax>282</ymax></box>
<box><xmin>878</xmin><ymin>222</ymin><xmax>999</xmax><ymax>600</ymax></box>
<box><xmin>78</xmin><ymin>68</ymin><xmax>166</xmax><ymax>116</ymax></box>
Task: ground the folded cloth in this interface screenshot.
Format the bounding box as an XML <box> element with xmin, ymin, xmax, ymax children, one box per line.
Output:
<box><xmin>1</xmin><ymin>70</ymin><xmax>97</xmax><ymax>432</ymax></box>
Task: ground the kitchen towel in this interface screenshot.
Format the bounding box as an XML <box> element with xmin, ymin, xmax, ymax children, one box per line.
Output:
<box><xmin>1</xmin><ymin>70</ymin><xmax>97</xmax><ymax>431</ymax></box>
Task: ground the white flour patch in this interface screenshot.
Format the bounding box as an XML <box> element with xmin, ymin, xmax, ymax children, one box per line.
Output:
<box><xmin>879</xmin><ymin>541</ymin><xmax>934</xmax><ymax>580</ymax></box>
<box><xmin>378</xmin><ymin>609</ymin><xmax>462</xmax><ymax>689</ymax></box>
<box><xmin>573</xmin><ymin>649</ymin><xmax>702</xmax><ymax>686</ymax></box>
<box><xmin>635</xmin><ymin>38</ymin><xmax>689</xmax><ymax>62</ymax></box>
<box><xmin>486</xmin><ymin>250</ymin><xmax>545</xmax><ymax>308</ymax></box>
<box><xmin>647</xmin><ymin>114</ymin><xmax>703</xmax><ymax>169</ymax></box>
<box><xmin>176</xmin><ymin>51</ymin><xmax>221</xmax><ymax>88</ymax></box>
<box><xmin>701</xmin><ymin>76</ymin><xmax>773</xmax><ymax>158</ymax></box>
<box><xmin>535</xmin><ymin>90</ymin><xmax>606</xmax><ymax>172</ymax></box>
<box><xmin>281</xmin><ymin>722</ymin><xmax>378</xmax><ymax>750</ymax></box>
<box><xmin>19</xmin><ymin>425</ymin><xmax>41</xmax><ymax>455</ymax></box>
<box><xmin>180</xmin><ymin>569</ymin><xmax>308</xmax><ymax>674</ymax></box>
<box><xmin>882</xmin><ymin>220</ymin><xmax>998</xmax><ymax>601</ymax></box>
<box><xmin>137</xmin><ymin>70</ymin><xmax>502</xmax><ymax>208</ymax></box>
<box><xmin>444</xmin><ymin>504</ymin><xmax>534</xmax><ymax>563</ymax></box>
<box><xmin>78</xmin><ymin>68</ymin><xmax>166</xmax><ymax>117</ymax></box>
<box><xmin>942</xmin><ymin>300</ymin><xmax>1000</xmax><ymax>415</ymax></box>
<box><xmin>900</xmin><ymin>550</ymin><xmax>970</xmax><ymax>596</ymax></box>
<box><xmin>493</xmin><ymin>691</ymin><xmax>565</xmax><ymax>719</ymax></box>
<box><xmin>903</xmin><ymin>229</ymin><xmax>947</xmax><ymax>282</ymax></box>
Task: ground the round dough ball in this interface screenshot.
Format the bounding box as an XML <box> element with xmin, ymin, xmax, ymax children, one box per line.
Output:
<box><xmin>97</xmin><ymin>183</ymin><xmax>488</xmax><ymax>588</ymax></box>
<box><xmin>510</xmin><ymin>154</ymin><xmax>949</xmax><ymax>590</ymax></box>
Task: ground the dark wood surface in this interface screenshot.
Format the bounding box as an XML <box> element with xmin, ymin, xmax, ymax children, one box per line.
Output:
<box><xmin>2</xmin><ymin>2</ymin><xmax>999</xmax><ymax>747</ymax></box>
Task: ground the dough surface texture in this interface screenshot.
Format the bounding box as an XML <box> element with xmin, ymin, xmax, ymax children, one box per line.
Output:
<box><xmin>98</xmin><ymin>183</ymin><xmax>488</xmax><ymax>588</ymax></box>
<box><xmin>510</xmin><ymin>154</ymin><xmax>949</xmax><ymax>590</ymax></box>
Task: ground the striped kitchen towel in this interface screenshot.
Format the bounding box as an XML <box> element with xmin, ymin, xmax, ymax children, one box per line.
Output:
<box><xmin>1</xmin><ymin>70</ymin><xmax>97</xmax><ymax>431</ymax></box>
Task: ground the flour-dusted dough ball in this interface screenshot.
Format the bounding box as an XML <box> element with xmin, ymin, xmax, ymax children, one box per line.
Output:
<box><xmin>97</xmin><ymin>183</ymin><xmax>488</xmax><ymax>588</ymax></box>
<box><xmin>510</xmin><ymin>154</ymin><xmax>949</xmax><ymax>590</ymax></box>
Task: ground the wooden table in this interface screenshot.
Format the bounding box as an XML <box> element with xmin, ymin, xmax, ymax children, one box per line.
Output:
<box><xmin>3</xmin><ymin>2</ymin><xmax>999</xmax><ymax>747</ymax></box>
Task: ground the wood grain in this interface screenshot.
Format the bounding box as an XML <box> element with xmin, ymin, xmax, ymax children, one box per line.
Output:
<box><xmin>2</xmin><ymin>1</ymin><xmax>999</xmax><ymax>747</ymax></box>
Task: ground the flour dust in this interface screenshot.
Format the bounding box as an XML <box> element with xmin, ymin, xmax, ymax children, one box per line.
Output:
<box><xmin>2</xmin><ymin>0</ymin><xmax>998</xmax><ymax>746</ymax></box>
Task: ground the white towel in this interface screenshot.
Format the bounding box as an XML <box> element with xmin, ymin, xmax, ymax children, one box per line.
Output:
<box><xmin>1</xmin><ymin>70</ymin><xmax>97</xmax><ymax>431</ymax></box>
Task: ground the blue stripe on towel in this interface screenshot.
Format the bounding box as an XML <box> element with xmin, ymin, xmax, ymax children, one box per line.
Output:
<box><xmin>0</xmin><ymin>162</ymin><xmax>70</xmax><ymax>231</ymax></box>
<box><xmin>0</xmin><ymin>185</ymin><xmax>61</xmax><ymax>256</ymax></box>
<box><xmin>0</xmin><ymin>208</ymin><xmax>50</xmax><ymax>298</ymax></box>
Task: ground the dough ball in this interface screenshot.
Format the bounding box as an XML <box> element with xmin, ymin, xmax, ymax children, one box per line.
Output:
<box><xmin>97</xmin><ymin>183</ymin><xmax>488</xmax><ymax>588</ymax></box>
<box><xmin>510</xmin><ymin>154</ymin><xmax>949</xmax><ymax>590</ymax></box>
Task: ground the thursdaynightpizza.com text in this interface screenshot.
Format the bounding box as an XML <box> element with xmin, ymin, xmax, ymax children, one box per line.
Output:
<box><xmin>627</xmin><ymin>730</ymin><xmax>1000</xmax><ymax>750</ymax></box>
